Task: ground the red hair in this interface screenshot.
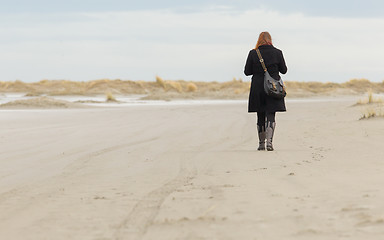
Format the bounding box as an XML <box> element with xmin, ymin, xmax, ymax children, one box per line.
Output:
<box><xmin>255</xmin><ymin>32</ymin><xmax>272</xmax><ymax>49</ymax></box>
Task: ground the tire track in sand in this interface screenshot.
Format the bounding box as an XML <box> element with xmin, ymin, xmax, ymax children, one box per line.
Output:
<box><xmin>0</xmin><ymin>136</ymin><xmax>160</xmax><ymax>220</ymax></box>
<box><xmin>114</xmin><ymin>165</ymin><xmax>196</xmax><ymax>240</ymax></box>
<box><xmin>113</xmin><ymin>119</ymin><xmax>249</xmax><ymax>240</ymax></box>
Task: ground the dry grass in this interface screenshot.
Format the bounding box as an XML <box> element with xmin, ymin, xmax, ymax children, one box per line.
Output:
<box><xmin>1</xmin><ymin>78</ymin><xmax>384</xmax><ymax>100</ymax></box>
<box><xmin>156</xmin><ymin>76</ymin><xmax>166</xmax><ymax>89</ymax></box>
<box><xmin>355</xmin><ymin>91</ymin><xmax>384</xmax><ymax>105</ymax></box>
<box><xmin>25</xmin><ymin>92</ymin><xmax>41</xmax><ymax>97</ymax></box>
<box><xmin>0</xmin><ymin>97</ymin><xmax>82</xmax><ymax>109</ymax></box>
<box><xmin>360</xmin><ymin>107</ymin><xmax>384</xmax><ymax>120</ymax></box>
<box><xmin>187</xmin><ymin>83</ymin><xmax>198</xmax><ymax>92</ymax></box>
<box><xmin>285</xmin><ymin>79</ymin><xmax>384</xmax><ymax>97</ymax></box>
<box><xmin>167</xmin><ymin>81</ymin><xmax>183</xmax><ymax>93</ymax></box>
<box><xmin>355</xmin><ymin>90</ymin><xmax>384</xmax><ymax>120</ymax></box>
<box><xmin>105</xmin><ymin>92</ymin><xmax>117</xmax><ymax>102</ymax></box>
<box><xmin>284</xmin><ymin>81</ymin><xmax>339</xmax><ymax>93</ymax></box>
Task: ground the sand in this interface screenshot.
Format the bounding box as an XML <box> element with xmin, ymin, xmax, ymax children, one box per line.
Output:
<box><xmin>0</xmin><ymin>97</ymin><xmax>84</xmax><ymax>109</ymax></box>
<box><xmin>0</xmin><ymin>98</ymin><xmax>384</xmax><ymax>240</ymax></box>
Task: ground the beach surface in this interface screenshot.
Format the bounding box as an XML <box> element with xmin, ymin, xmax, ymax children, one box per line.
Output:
<box><xmin>0</xmin><ymin>98</ymin><xmax>383</xmax><ymax>239</ymax></box>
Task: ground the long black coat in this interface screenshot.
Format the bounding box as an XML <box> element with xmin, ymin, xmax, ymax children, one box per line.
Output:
<box><xmin>244</xmin><ymin>45</ymin><xmax>287</xmax><ymax>113</ymax></box>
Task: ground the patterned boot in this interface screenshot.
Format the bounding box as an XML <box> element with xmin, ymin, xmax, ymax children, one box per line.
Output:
<box><xmin>266</xmin><ymin>121</ymin><xmax>276</xmax><ymax>151</ymax></box>
<box><xmin>257</xmin><ymin>125</ymin><xmax>266</xmax><ymax>151</ymax></box>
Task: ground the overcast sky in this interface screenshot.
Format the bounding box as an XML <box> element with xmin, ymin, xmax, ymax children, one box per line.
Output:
<box><xmin>1</xmin><ymin>0</ymin><xmax>383</xmax><ymax>82</ymax></box>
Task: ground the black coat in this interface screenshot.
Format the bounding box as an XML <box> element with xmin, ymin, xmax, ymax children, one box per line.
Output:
<box><xmin>244</xmin><ymin>45</ymin><xmax>287</xmax><ymax>113</ymax></box>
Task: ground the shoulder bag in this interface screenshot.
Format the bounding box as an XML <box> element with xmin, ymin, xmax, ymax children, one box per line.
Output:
<box><xmin>256</xmin><ymin>49</ymin><xmax>287</xmax><ymax>99</ymax></box>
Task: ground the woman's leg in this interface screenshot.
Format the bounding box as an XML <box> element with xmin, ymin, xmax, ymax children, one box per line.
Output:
<box><xmin>257</xmin><ymin>112</ymin><xmax>266</xmax><ymax>150</ymax></box>
<box><xmin>266</xmin><ymin>112</ymin><xmax>276</xmax><ymax>151</ymax></box>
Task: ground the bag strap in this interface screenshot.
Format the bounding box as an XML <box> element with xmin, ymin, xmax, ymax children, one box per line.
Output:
<box><xmin>256</xmin><ymin>49</ymin><xmax>267</xmax><ymax>72</ymax></box>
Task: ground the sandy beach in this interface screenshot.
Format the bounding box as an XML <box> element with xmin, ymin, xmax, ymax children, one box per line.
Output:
<box><xmin>1</xmin><ymin>98</ymin><xmax>384</xmax><ymax>239</ymax></box>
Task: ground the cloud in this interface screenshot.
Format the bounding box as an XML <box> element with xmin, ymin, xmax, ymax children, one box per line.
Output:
<box><xmin>0</xmin><ymin>9</ymin><xmax>383</xmax><ymax>82</ymax></box>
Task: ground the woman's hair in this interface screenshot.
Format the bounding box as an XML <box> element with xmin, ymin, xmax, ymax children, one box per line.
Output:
<box><xmin>255</xmin><ymin>32</ymin><xmax>272</xmax><ymax>49</ymax></box>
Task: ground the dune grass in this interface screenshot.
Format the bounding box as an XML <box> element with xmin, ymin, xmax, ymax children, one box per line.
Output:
<box><xmin>187</xmin><ymin>83</ymin><xmax>198</xmax><ymax>92</ymax></box>
<box><xmin>156</xmin><ymin>76</ymin><xmax>166</xmax><ymax>89</ymax></box>
<box><xmin>1</xmin><ymin>78</ymin><xmax>384</xmax><ymax>100</ymax></box>
<box><xmin>360</xmin><ymin>107</ymin><xmax>384</xmax><ymax>120</ymax></box>
<box><xmin>105</xmin><ymin>92</ymin><xmax>117</xmax><ymax>102</ymax></box>
<box><xmin>355</xmin><ymin>91</ymin><xmax>384</xmax><ymax>105</ymax></box>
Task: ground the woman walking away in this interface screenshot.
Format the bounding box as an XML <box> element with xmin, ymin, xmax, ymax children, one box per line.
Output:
<box><xmin>244</xmin><ymin>32</ymin><xmax>287</xmax><ymax>151</ymax></box>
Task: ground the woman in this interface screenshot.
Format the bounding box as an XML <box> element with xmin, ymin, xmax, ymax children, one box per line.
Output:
<box><xmin>244</xmin><ymin>32</ymin><xmax>287</xmax><ymax>151</ymax></box>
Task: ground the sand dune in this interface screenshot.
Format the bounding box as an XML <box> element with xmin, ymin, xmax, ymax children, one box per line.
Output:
<box><xmin>0</xmin><ymin>97</ymin><xmax>84</xmax><ymax>109</ymax></box>
<box><xmin>1</xmin><ymin>78</ymin><xmax>383</xmax><ymax>100</ymax></box>
<box><xmin>0</xmin><ymin>98</ymin><xmax>383</xmax><ymax>239</ymax></box>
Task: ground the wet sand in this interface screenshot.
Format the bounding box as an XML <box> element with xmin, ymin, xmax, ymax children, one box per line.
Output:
<box><xmin>0</xmin><ymin>98</ymin><xmax>384</xmax><ymax>239</ymax></box>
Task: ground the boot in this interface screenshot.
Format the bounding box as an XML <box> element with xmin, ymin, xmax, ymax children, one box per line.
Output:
<box><xmin>257</xmin><ymin>125</ymin><xmax>266</xmax><ymax>151</ymax></box>
<box><xmin>266</xmin><ymin>121</ymin><xmax>276</xmax><ymax>151</ymax></box>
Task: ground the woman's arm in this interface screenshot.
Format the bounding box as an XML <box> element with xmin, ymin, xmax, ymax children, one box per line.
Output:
<box><xmin>278</xmin><ymin>51</ymin><xmax>288</xmax><ymax>74</ymax></box>
<box><xmin>244</xmin><ymin>50</ymin><xmax>254</xmax><ymax>76</ymax></box>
